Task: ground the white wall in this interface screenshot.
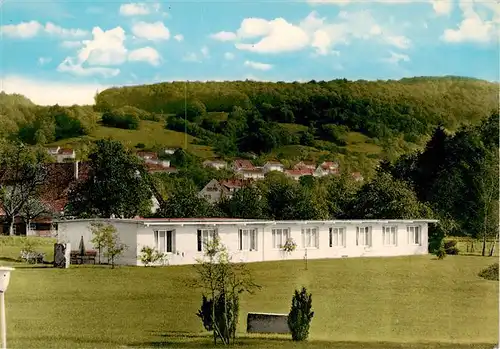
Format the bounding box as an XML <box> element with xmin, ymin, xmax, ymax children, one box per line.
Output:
<box><xmin>57</xmin><ymin>220</ymin><xmax>139</xmax><ymax>265</ymax></box>
<box><xmin>137</xmin><ymin>222</ymin><xmax>429</xmax><ymax>266</ymax></box>
<box><xmin>59</xmin><ymin>220</ymin><xmax>430</xmax><ymax>266</ymax></box>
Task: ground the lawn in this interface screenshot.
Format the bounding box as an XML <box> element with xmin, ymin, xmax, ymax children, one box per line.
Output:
<box><xmin>0</xmin><ymin>240</ymin><xmax>497</xmax><ymax>349</ymax></box>
<box><xmin>47</xmin><ymin>120</ymin><xmax>215</xmax><ymax>159</ymax></box>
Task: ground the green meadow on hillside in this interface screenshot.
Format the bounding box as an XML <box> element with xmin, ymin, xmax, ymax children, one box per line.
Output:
<box><xmin>0</xmin><ymin>240</ymin><xmax>497</xmax><ymax>349</ymax></box>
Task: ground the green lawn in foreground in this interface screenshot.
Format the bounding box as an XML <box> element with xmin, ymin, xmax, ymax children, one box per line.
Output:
<box><xmin>0</xmin><ymin>252</ymin><xmax>497</xmax><ymax>349</ymax></box>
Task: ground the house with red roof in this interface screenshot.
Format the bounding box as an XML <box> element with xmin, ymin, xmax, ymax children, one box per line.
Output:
<box><xmin>284</xmin><ymin>168</ymin><xmax>315</xmax><ymax>181</ymax></box>
<box><xmin>46</xmin><ymin>147</ymin><xmax>76</xmax><ymax>163</ymax></box>
<box><xmin>314</xmin><ymin>161</ymin><xmax>340</xmax><ymax>177</ymax></box>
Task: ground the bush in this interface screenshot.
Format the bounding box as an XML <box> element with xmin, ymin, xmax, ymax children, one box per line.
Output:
<box><xmin>435</xmin><ymin>245</ymin><xmax>446</xmax><ymax>259</ymax></box>
<box><xmin>139</xmin><ymin>246</ymin><xmax>164</xmax><ymax>266</ymax></box>
<box><xmin>135</xmin><ymin>143</ymin><xmax>146</xmax><ymax>149</ymax></box>
<box><xmin>102</xmin><ymin>110</ymin><xmax>140</xmax><ymax>130</ymax></box>
<box><xmin>444</xmin><ymin>240</ymin><xmax>459</xmax><ymax>255</ymax></box>
<box><xmin>287</xmin><ymin>286</ymin><xmax>314</xmax><ymax>341</ymax></box>
<box><xmin>478</xmin><ymin>263</ymin><xmax>499</xmax><ymax>281</ymax></box>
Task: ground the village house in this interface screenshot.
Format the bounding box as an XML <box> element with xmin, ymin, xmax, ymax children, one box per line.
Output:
<box><xmin>293</xmin><ymin>161</ymin><xmax>316</xmax><ymax>171</ymax></box>
<box><xmin>314</xmin><ymin>161</ymin><xmax>340</xmax><ymax>177</ymax></box>
<box><xmin>231</xmin><ymin>159</ymin><xmax>265</xmax><ymax>180</ymax></box>
<box><xmin>198</xmin><ymin>178</ymin><xmax>252</xmax><ymax>204</ymax></box>
<box><xmin>57</xmin><ymin>218</ymin><xmax>438</xmax><ymax>266</ymax></box>
<box><xmin>135</xmin><ymin>151</ymin><xmax>175</xmax><ymax>173</ymax></box>
<box><xmin>203</xmin><ymin>159</ymin><xmax>227</xmax><ymax>170</ymax></box>
<box><xmin>263</xmin><ymin>161</ymin><xmax>284</xmax><ymax>173</ymax></box>
<box><xmin>163</xmin><ymin>148</ymin><xmax>177</xmax><ymax>155</ymax></box>
<box><xmin>46</xmin><ymin>147</ymin><xmax>76</xmax><ymax>163</ymax></box>
<box><xmin>284</xmin><ymin>168</ymin><xmax>315</xmax><ymax>181</ymax></box>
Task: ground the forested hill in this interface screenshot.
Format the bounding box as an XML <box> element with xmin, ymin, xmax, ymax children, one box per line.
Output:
<box><xmin>95</xmin><ymin>76</ymin><xmax>497</xmax><ymax>136</ymax></box>
<box><xmin>0</xmin><ymin>76</ymin><xmax>497</xmax><ymax>177</ymax></box>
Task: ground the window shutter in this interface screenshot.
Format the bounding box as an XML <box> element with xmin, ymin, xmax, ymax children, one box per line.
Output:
<box><xmin>315</xmin><ymin>229</ymin><xmax>319</xmax><ymax>248</ymax></box>
<box><xmin>238</xmin><ymin>229</ymin><xmax>242</xmax><ymax>250</ymax></box>
<box><xmin>329</xmin><ymin>228</ymin><xmax>332</xmax><ymax>247</ymax></box>
<box><xmin>197</xmin><ymin>230</ymin><xmax>202</xmax><ymax>252</ymax></box>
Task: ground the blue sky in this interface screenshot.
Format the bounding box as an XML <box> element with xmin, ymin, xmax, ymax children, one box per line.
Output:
<box><xmin>0</xmin><ymin>0</ymin><xmax>498</xmax><ymax>105</ymax></box>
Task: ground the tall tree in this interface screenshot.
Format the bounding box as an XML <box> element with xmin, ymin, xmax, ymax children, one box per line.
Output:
<box><xmin>157</xmin><ymin>178</ymin><xmax>220</xmax><ymax>218</ymax></box>
<box><xmin>66</xmin><ymin>139</ymin><xmax>153</xmax><ymax>218</ymax></box>
<box><xmin>345</xmin><ymin>171</ymin><xmax>434</xmax><ymax>220</ymax></box>
<box><xmin>0</xmin><ymin>142</ymin><xmax>48</xmax><ymax>235</ymax></box>
<box><xmin>218</xmin><ymin>185</ymin><xmax>268</xmax><ymax>219</ymax></box>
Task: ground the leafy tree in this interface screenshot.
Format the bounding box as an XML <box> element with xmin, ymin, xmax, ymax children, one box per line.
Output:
<box><xmin>157</xmin><ymin>178</ymin><xmax>219</xmax><ymax>218</ymax></box>
<box><xmin>218</xmin><ymin>186</ymin><xmax>268</xmax><ymax>219</ymax></box>
<box><xmin>288</xmin><ymin>286</ymin><xmax>314</xmax><ymax>341</ymax></box>
<box><xmin>102</xmin><ymin>109</ymin><xmax>140</xmax><ymax>130</ymax></box>
<box><xmin>0</xmin><ymin>142</ymin><xmax>49</xmax><ymax>235</ymax></box>
<box><xmin>101</xmin><ymin>224</ymin><xmax>127</xmax><ymax>268</ymax></box>
<box><xmin>19</xmin><ymin>196</ymin><xmax>51</xmax><ymax>235</ymax></box>
<box><xmin>66</xmin><ymin>139</ymin><xmax>153</xmax><ymax>218</ymax></box>
<box><xmin>194</xmin><ymin>236</ymin><xmax>259</xmax><ymax>345</ymax></box>
<box><xmin>345</xmin><ymin>171</ymin><xmax>434</xmax><ymax>220</ymax></box>
<box><xmin>89</xmin><ymin>222</ymin><xmax>115</xmax><ymax>264</ymax></box>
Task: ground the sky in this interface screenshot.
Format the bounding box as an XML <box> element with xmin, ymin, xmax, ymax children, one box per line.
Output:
<box><xmin>0</xmin><ymin>0</ymin><xmax>499</xmax><ymax>105</ymax></box>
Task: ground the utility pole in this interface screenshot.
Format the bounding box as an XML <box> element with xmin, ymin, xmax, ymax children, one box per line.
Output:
<box><xmin>184</xmin><ymin>81</ymin><xmax>188</xmax><ymax>150</ymax></box>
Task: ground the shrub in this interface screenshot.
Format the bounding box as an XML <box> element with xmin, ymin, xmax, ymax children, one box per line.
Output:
<box><xmin>287</xmin><ymin>286</ymin><xmax>314</xmax><ymax>341</ymax></box>
<box><xmin>435</xmin><ymin>245</ymin><xmax>446</xmax><ymax>260</ymax></box>
<box><xmin>478</xmin><ymin>263</ymin><xmax>499</xmax><ymax>281</ymax></box>
<box><xmin>140</xmin><ymin>246</ymin><xmax>164</xmax><ymax>266</ymax></box>
<box><xmin>444</xmin><ymin>240</ymin><xmax>459</xmax><ymax>255</ymax></box>
<box><xmin>102</xmin><ymin>110</ymin><xmax>140</xmax><ymax>130</ymax></box>
<box><xmin>135</xmin><ymin>143</ymin><xmax>146</xmax><ymax>149</ymax></box>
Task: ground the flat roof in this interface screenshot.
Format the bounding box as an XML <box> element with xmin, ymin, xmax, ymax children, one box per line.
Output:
<box><xmin>56</xmin><ymin>218</ymin><xmax>439</xmax><ymax>226</ymax></box>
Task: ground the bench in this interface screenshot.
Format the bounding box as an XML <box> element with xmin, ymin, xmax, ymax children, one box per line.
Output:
<box><xmin>246</xmin><ymin>312</ymin><xmax>290</xmax><ymax>334</ymax></box>
<box><xmin>70</xmin><ymin>250</ymin><xmax>97</xmax><ymax>265</ymax></box>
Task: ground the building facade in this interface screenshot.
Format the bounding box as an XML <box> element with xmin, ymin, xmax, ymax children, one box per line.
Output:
<box><xmin>56</xmin><ymin>218</ymin><xmax>437</xmax><ymax>266</ymax></box>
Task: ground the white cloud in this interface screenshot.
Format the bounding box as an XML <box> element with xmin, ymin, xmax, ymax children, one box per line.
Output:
<box><xmin>384</xmin><ymin>51</ymin><xmax>410</xmax><ymax>64</ymax></box>
<box><xmin>212</xmin><ymin>10</ymin><xmax>401</xmax><ymax>55</ymax></box>
<box><xmin>174</xmin><ymin>34</ymin><xmax>184</xmax><ymax>42</ymax></box>
<box><xmin>431</xmin><ymin>0</ymin><xmax>453</xmax><ymax>15</ymax></box>
<box><xmin>244</xmin><ymin>60</ymin><xmax>273</xmax><ymax>71</ymax></box>
<box><xmin>385</xmin><ymin>35</ymin><xmax>411</xmax><ymax>49</ymax></box>
<box><xmin>119</xmin><ymin>3</ymin><xmax>160</xmax><ymax>16</ymax></box>
<box><xmin>128</xmin><ymin>46</ymin><xmax>161</xmax><ymax>66</ymax></box>
<box><xmin>57</xmin><ymin>26</ymin><xmax>127</xmax><ymax>77</ymax></box>
<box><xmin>307</xmin><ymin>0</ymin><xmax>453</xmax><ymax>15</ymax></box>
<box><xmin>210</xmin><ymin>31</ymin><xmax>238</xmax><ymax>41</ymax></box>
<box><xmin>38</xmin><ymin>57</ymin><xmax>52</xmax><ymax>65</ymax></box>
<box><xmin>1</xmin><ymin>21</ymin><xmax>88</xmax><ymax>39</ymax></box>
<box><xmin>131</xmin><ymin>21</ymin><xmax>170</xmax><ymax>41</ymax></box>
<box><xmin>60</xmin><ymin>40</ymin><xmax>83</xmax><ymax>49</ymax></box>
<box><xmin>224</xmin><ymin>52</ymin><xmax>235</xmax><ymax>60</ymax></box>
<box><xmin>1</xmin><ymin>75</ymin><xmax>109</xmax><ymax>106</ymax></box>
<box><xmin>441</xmin><ymin>0</ymin><xmax>497</xmax><ymax>43</ymax></box>
<box><xmin>57</xmin><ymin>61</ymin><xmax>120</xmax><ymax>78</ymax></box>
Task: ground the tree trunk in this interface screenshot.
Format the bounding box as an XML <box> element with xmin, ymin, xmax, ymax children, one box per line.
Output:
<box><xmin>482</xmin><ymin>232</ymin><xmax>487</xmax><ymax>256</ymax></box>
<box><xmin>489</xmin><ymin>231</ymin><xmax>499</xmax><ymax>257</ymax></box>
<box><xmin>26</xmin><ymin>219</ymin><xmax>30</xmax><ymax>236</ymax></box>
<box><xmin>8</xmin><ymin>219</ymin><xmax>14</xmax><ymax>236</ymax></box>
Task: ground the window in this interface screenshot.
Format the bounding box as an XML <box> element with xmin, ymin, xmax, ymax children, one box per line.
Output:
<box><xmin>272</xmin><ymin>228</ymin><xmax>289</xmax><ymax>249</ymax></box>
<box><xmin>356</xmin><ymin>226</ymin><xmax>372</xmax><ymax>247</ymax></box>
<box><xmin>154</xmin><ymin>230</ymin><xmax>175</xmax><ymax>253</ymax></box>
<box><xmin>239</xmin><ymin>229</ymin><xmax>258</xmax><ymax>251</ymax></box>
<box><xmin>329</xmin><ymin>227</ymin><xmax>345</xmax><ymax>247</ymax></box>
<box><xmin>301</xmin><ymin>228</ymin><xmax>319</xmax><ymax>248</ymax></box>
<box><xmin>197</xmin><ymin>229</ymin><xmax>218</xmax><ymax>251</ymax></box>
<box><xmin>29</xmin><ymin>223</ymin><xmax>37</xmax><ymax>231</ymax></box>
<box><xmin>383</xmin><ymin>226</ymin><xmax>397</xmax><ymax>246</ymax></box>
<box><xmin>408</xmin><ymin>226</ymin><xmax>421</xmax><ymax>245</ymax></box>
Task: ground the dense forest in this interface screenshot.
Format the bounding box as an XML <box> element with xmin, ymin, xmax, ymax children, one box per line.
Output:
<box><xmin>0</xmin><ymin>77</ymin><xmax>497</xmax><ymax>178</ymax></box>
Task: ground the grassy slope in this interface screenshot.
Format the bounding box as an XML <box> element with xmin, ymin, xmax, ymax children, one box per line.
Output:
<box><xmin>1</xmin><ymin>248</ymin><xmax>497</xmax><ymax>349</ymax></box>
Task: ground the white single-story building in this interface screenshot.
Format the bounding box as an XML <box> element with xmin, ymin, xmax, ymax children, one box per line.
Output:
<box><xmin>56</xmin><ymin>218</ymin><xmax>438</xmax><ymax>266</ymax></box>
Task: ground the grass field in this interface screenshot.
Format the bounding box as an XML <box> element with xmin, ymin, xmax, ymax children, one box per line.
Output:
<box><xmin>0</xmin><ymin>236</ymin><xmax>497</xmax><ymax>349</ymax></box>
